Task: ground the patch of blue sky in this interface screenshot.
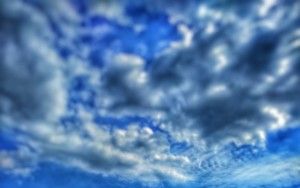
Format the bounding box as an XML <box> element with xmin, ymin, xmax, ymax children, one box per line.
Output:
<box><xmin>58</xmin><ymin>2</ymin><xmax>181</xmax><ymax>67</ymax></box>
<box><xmin>67</xmin><ymin>75</ymin><xmax>96</xmax><ymax>112</ymax></box>
<box><xmin>69</xmin><ymin>0</ymin><xmax>88</xmax><ymax>16</ymax></box>
<box><xmin>79</xmin><ymin>14</ymin><xmax>181</xmax><ymax>67</ymax></box>
<box><xmin>267</xmin><ymin>126</ymin><xmax>300</xmax><ymax>155</ymax></box>
<box><xmin>170</xmin><ymin>142</ymin><xmax>191</xmax><ymax>155</ymax></box>
<box><xmin>0</xmin><ymin>127</ymin><xmax>33</xmax><ymax>152</ymax></box>
<box><xmin>0</xmin><ymin>133</ymin><xmax>19</xmax><ymax>151</ymax></box>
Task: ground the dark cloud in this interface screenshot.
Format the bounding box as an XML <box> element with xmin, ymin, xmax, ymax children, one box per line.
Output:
<box><xmin>0</xmin><ymin>0</ymin><xmax>66</xmax><ymax>122</ymax></box>
<box><xmin>1</xmin><ymin>0</ymin><xmax>300</xmax><ymax>184</ymax></box>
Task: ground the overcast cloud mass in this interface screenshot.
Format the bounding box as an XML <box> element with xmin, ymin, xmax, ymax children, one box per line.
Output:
<box><xmin>0</xmin><ymin>0</ymin><xmax>300</xmax><ymax>187</ymax></box>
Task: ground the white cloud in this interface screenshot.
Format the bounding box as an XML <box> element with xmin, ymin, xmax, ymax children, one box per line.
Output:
<box><xmin>230</xmin><ymin>156</ymin><xmax>300</xmax><ymax>186</ymax></box>
<box><xmin>1</xmin><ymin>0</ymin><xmax>300</xmax><ymax>185</ymax></box>
<box><xmin>0</xmin><ymin>0</ymin><xmax>66</xmax><ymax>123</ymax></box>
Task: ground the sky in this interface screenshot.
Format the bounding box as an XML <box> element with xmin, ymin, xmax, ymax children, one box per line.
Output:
<box><xmin>0</xmin><ymin>0</ymin><xmax>300</xmax><ymax>187</ymax></box>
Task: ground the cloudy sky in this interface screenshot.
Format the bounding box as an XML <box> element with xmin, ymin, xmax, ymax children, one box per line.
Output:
<box><xmin>0</xmin><ymin>0</ymin><xmax>300</xmax><ymax>187</ymax></box>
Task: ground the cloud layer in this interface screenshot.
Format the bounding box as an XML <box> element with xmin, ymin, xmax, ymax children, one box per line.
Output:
<box><xmin>0</xmin><ymin>0</ymin><xmax>300</xmax><ymax>187</ymax></box>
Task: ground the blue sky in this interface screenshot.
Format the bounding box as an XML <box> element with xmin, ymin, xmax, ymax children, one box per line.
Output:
<box><xmin>0</xmin><ymin>0</ymin><xmax>300</xmax><ymax>187</ymax></box>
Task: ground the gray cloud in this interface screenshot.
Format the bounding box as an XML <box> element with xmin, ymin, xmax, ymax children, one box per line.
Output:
<box><xmin>95</xmin><ymin>0</ymin><xmax>300</xmax><ymax>147</ymax></box>
<box><xmin>0</xmin><ymin>0</ymin><xmax>66</xmax><ymax>123</ymax></box>
<box><xmin>1</xmin><ymin>0</ymin><xmax>300</xmax><ymax>184</ymax></box>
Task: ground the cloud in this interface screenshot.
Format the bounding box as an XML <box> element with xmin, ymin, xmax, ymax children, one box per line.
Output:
<box><xmin>95</xmin><ymin>0</ymin><xmax>300</xmax><ymax>147</ymax></box>
<box><xmin>0</xmin><ymin>0</ymin><xmax>66</xmax><ymax>123</ymax></box>
<box><xmin>8</xmin><ymin>121</ymin><xmax>191</xmax><ymax>182</ymax></box>
<box><xmin>229</xmin><ymin>156</ymin><xmax>300</xmax><ymax>187</ymax></box>
<box><xmin>0</xmin><ymin>0</ymin><xmax>300</xmax><ymax>185</ymax></box>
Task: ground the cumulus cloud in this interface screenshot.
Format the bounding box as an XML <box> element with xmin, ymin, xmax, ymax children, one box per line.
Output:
<box><xmin>0</xmin><ymin>2</ymin><xmax>191</xmax><ymax>177</ymax></box>
<box><xmin>95</xmin><ymin>0</ymin><xmax>300</xmax><ymax>147</ymax></box>
<box><xmin>0</xmin><ymin>0</ymin><xmax>66</xmax><ymax>123</ymax></box>
<box><xmin>7</xmin><ymin>121</ymin><xmax>191</xmax><ymax>182</ymax></box>
<box><xmin>0</xmin><ymin>0</ymin><xmax>300</xmax><ymax>185</ymax></box>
